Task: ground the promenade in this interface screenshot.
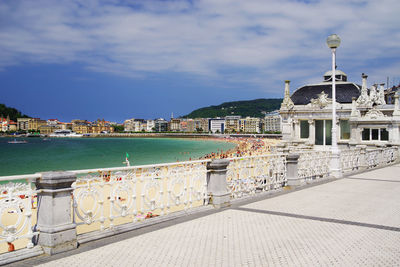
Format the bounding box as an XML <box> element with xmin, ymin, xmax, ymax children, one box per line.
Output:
<box><xmin>14</xmin><ymin>164</ymin><xmax>400</xmax><ymax>266</ymax></box>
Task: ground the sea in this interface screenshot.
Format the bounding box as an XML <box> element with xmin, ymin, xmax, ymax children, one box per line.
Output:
<box><xmin>0</xmin><ymin>137</ymin><xmax>236</xmax><ymax>176</ymax></box>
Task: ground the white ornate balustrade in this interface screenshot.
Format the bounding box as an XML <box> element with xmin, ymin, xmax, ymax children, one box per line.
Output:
<box><xmin>365</xmin><ymin>147</ymin><xmax>398</xmax><ymax>169</ymax></box>
<box><xmin>297</xmin><ymin>150</ymin><xmax>331</xmax><ymax>181</ymax></box>
<box><xmin>226</xmin><ymin>154</ymin><xmax>287</xmax><ymax>199</ymax></box>
<box><xmin>71</xmin><ymin>160</ymin><xmax>210</xmax><ymax>233</ymax></box>
<box><xmin>0</xmin><ymin>174</ymin><xmax>39</xmax><ymax>253</ymax></box>
<box><xmin>340</xmin><ymin>148</ymin><xmax>362</xmax><ymax>173</ymax></box>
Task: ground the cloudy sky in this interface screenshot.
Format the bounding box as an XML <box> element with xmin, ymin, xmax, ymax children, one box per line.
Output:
<box><xmin>1</xmin><ymin>0</ymin><xmax>400</xmax><ymax>122</ymax></box>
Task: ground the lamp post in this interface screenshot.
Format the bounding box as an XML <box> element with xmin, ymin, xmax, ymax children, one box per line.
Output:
<box><xmin>326</xmin><ymin>34</ymin><xmax>342</xmax><ymax>177</ymax></box>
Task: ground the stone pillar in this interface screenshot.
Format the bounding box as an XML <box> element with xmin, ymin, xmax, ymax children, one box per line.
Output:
<box><xmin>357</xmin><ymin>145</ymin><xmax>368</xmax><ymax>171</ymax></box>
<box><xmin>207</xmin><ymin>159</ymin><xmax>230</xmax><ymax>208</ymax></box>
<box><xmin>35</xmin><ymin>172</ymin><xmax>77</xmax><ymax>255</ymax></box>
<box><xmin>286</xmin><ymin>154</ymin><xmax>301</xmax><ymax>186</ymax></box>
<box><xmin>330</xmin><ymin>151</ymin><xmax>343</xmax><ymax>178</ymax></box>
<box><xmin>308</xmin><ymin>119</ymin><xmax>315</xmax><ymax>145</ymax></box>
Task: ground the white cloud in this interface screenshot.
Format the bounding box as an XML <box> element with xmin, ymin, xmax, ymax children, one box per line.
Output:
<box><xmin>0</xmin><ymin>0</ymin><xmax>399</xmax><ymax>92</ymax></box>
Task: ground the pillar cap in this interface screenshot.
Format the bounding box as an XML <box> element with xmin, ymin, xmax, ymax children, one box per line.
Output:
<box><xmin>36</xmin><ymin>171</ymin><xmax>76</xmax><ymax>190</ymax></box>
<box><xmin>208</xmin><ymin>159</ymin><xmax>230</xmax><ymax>169</ymax></box>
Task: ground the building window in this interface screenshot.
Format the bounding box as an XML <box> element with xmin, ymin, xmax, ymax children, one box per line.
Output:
<box><xmin>381</xmin><ymin>129</ymin><xmax>389</xmax><ymax>141</ymax></box>
<box><xmin>362</xmin><ymin>128</ymin><xmax>370</xmax><ymax>140</ymax></box>
<box><xmin>340</xmin><ymin>120</ymin><xmax>350</xmax><ymax>140</ymax></box>
<box><xmin>300</xmin><ymin>120</ymin><xmax>309</xmax><ymax>139</ymax></box>
<box><xmin>315</xmin><ymin>120</ymin><xmax>332</xmax><ymax>146</ymax></box>
<box><xmin>362</xmin><ymin>128</ymin><xmax>389</xmax><ymax>141</ymax></box>
<box><xmin>371</xmin><ymin>129</ymin><xmax>379</xmax><ymax>140</ymax></box>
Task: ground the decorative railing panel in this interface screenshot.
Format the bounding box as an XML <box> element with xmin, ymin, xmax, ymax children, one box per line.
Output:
<box><xmin>0</xmin><ymin>175</ymin><xmax>39</xmax><ymax>254</ymax></box>
<box><xmin>226</xmin><ymin>154</ymin><xmax>287</xmax><ymax>199</ymax></box>
<box><xmin>297</xmin><ymin>151</ymin><xmax>331</xmax><ymax>181</ymax></box>
<box><xmin>366</xmin><ymin>147</ymin><xmax>398</xmax><ymax>169</ymax></box>
<box><xmin>71</xmin><ymin>160</ymin><xmax>209</xmax><ymax>234</ymax></box>
<box><xmin>340</xmin><ymin>148</ymin><xmax>362</xmax><ymax>173</ymax></box>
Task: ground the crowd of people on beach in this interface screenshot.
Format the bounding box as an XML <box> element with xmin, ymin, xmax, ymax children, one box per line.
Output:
<box><xmin>200</xmin><ymin>137</ymin><xmax>279</xmax><ymax>160</ymax></box>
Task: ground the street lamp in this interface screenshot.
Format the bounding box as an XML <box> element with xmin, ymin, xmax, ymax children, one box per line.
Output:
<box><xmin>326</xmin><ymin>34</ymin><xmax>342</xmax><ymax>177</ymax></box>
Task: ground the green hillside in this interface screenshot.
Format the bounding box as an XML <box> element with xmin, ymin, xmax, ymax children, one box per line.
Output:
<box><xmin>183</xmin><ymin>98</ymin><xmax>282</xmax><ymax>118</ymax></box>
<box><xmin>0</xmin><ymin>103</ymin><xmax>30</xmax><ymax>121</ymax></box>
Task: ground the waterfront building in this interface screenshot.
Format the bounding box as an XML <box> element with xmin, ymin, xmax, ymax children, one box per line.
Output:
<box><xmin>280</xmin><ymin>70</ymin><xmax>400</xmax><ymax>147</ymax></box>
<box><xmin>200</xmin><ymin>118</ymin><xmax>210</xmax><ymax>132</ymax></box>
<box><xmin>0</xmin><ymin>116</ymin><xmax>17</xmax><ymax>132</ymax></box>
<box><xmin>47</xmin><ymin>119</ymin><xmax>59</xmax><ymax>125</ymax></box>
<box><xmin>264</xmin><ymin>111</ymin><xmax>281</xmax><ymax>132</ymax></box>
<box><xmin>146</xmin><ymin>120</ymin><xmax>155</xmax><ymax>132</ymax></box>
<box><xmin>28</xmin><ymin>118</ymin><xmax>46</xmax><ymax>131</ymax></box>
<box><xmin>180</xmin><ymin>120</ymin><xmax>188</xmax><ymax>132</ymax></box>
<box><xmin>154</xmin><ymin>118</ymin><xmax>168</xmax><ymax>132</ymax></box>
<box><xmin>225</xmin><ymin>116</ymin><xmax>241</xmax><ymax>133</ymax></box>
<box><xmin>169</xmin><ymin>118</ymin><xmax>181</xmax><ymax>132</ymax></box>
<box><xmin>209</xmin><ymin>118</ymin><xmax>225</xmax><ymax>133</ymax></box>
<box><xmin>39</xmin><ymin>124</ymin><xmax>62</xmax><ymax>134</ymax></box>
<box><xmin>240</xmin><ymin>117</ymin><xmax>261</xmax><ymax>133</ymax></box>
<box><xmin>17</xmin><ymin>118</ymin><xmax>31</xmax><ymax>131</ymax></box>
<box><xmin>124</xmin><ymin>118</ymin><xmax>145</xmax><ymax>132</ymax></box>
<box><xmin>72</xmin><ymin>122</ymin><xmax>90</xmax><ymax>134</ymax></box>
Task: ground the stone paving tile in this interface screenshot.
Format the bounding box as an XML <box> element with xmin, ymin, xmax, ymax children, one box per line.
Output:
<box><xmin>34</xmin><ymin>164</ymin><xmax>400</xmax><ymax>267</ymax></box>
<box><xmin>36</xmin><ymin>208</ymin><xmax>400</xmax><ymax>267</ymax></box>
<box><xmin>243</xmin><ymin>173</ymin><xmax>400</xmax><ymax>228</ymax></box>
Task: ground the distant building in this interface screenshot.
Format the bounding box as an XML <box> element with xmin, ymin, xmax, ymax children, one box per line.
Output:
<box><xmin>29</xmin><ymin>118</ymin><xmax>46</xmax><ymax>131</ymax></box>
<box><xmin>264</xmin><ymin>111</ymin><xmax>281</xmax><ymax>132</ymax></box>
<box><xmin>146</xmin><ymin>120</ymin><xmax>155</xmax><ymax>132</ymax></box>
<box><xmin>124</xmin><ymin>118</ymin><xmax>145</xmax><ymax>132</ymax></box>
<box><xmin>155</xmin><ymin>118</ymin><xmax>168</xmax><ymax>132</ymax></box>
<box><xmin>39</xmin><ymin>124</ymin><xmax>62</xmax><ymax>134</ymax></box>
<box><xmin>17</xmin><ymin>118</ymin><xmax>31</xmax><ymax>131</ymax></box>
<box><xmin>240</xmin><ymin>117</ymin><xmax>260</xmax><ymax>133</ymax></box>
<box><xmin>169</xmin><ymin>118</ymin><xmax>181</xmax><ymax>132</ymax></box>
<box><xmin>209</xmin><ymin>118</ymin><xmax>225</xmax><ymax>133</ymax></box>
<box><xmin>225</xmin><ymin>116</ymin><xmax>241</xmax><ymax>133</ymax></box>
<box><xmin>47</xmin><ymin>119</ymin><xmax>59</xmax><ymax>125</ymax></box>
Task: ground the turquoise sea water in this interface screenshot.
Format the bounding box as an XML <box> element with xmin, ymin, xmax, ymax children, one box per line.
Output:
<box><xmin>0</xmin><ymin>137</ymin><xmax>236</xmax><ymax>176</ymax></box>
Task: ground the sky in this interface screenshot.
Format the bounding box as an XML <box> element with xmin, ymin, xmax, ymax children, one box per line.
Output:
<box><xmin>1</xmin><ymin>0</ymin><xmax>400</xmax><ymax>122</ymax></box>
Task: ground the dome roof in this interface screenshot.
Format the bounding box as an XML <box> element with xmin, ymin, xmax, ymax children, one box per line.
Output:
<box><xmin>291</xmin><ymin>83</ymin><xmax>361</xmax><ymax>105</ymax></box>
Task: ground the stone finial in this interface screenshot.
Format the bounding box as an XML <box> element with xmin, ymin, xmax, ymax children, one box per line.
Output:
<box><xmin>351</xmin><ymin>97</ymin><xmax>360</xmax><ymax>117</ymax></box>
<box><xmin>377</xmin><ymin>83</ymin><xmax>386</xmax><ymax>105</ymax></box>
<box><xmin>356</xmin><ymin>73</ymin><xmax>372</xmax><ymax>107</ymax></box>
<box><xmin>281</xmin><ymin>80</ymin><xmax>294</xmax><ymax>110</ymax></box>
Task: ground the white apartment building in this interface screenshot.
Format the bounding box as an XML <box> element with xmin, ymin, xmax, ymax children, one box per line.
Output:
<box><xmin>209</xmin><ymin>118</ymin><xmax>225</xmax><ymax>133</ymax></box>
<box><xmin>264</xmin><ymin>111</ymin><xmax>281</xmax><ymax>132</ymax></box>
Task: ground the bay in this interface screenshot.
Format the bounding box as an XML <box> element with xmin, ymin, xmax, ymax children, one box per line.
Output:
<box><xmin>0</xmin><ymin>137</ymin><xmax>236</xmax><ymax>176</ymax></box>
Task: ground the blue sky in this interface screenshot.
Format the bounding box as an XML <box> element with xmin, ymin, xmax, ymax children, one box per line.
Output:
<box><xmin>1</xmin><ymin>0</ymin><xmax>400</xmax><ymax>122</ymax></box>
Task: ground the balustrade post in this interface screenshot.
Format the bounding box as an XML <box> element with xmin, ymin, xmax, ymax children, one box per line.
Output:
<box><xmin>286</xmin><ymin>154</ymin><xmax>301</xmax><ymax>186</ymax></box>
<box><xmin>206</xmin><ymin>159</ymin><xmax>230</xmax><ymax>208</ymax></box>
<box><xmin>357</xmin><ymin>145</ymin><xmax>368</xmax><ymax>171</ymax></box>
<box><xmin>35</xmin><ymin>171</ymin><xmax>77</xmax><ymax>255</ymax></box>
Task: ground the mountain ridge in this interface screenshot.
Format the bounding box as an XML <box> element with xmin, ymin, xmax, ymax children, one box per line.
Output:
<box><xmin>183</xmin><ymin>98</ymin><xmax>283</xmax><ymax>118</ymax></box>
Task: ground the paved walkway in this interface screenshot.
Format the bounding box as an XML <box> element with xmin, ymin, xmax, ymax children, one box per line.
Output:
<box><xmin>20</xmin><ymin>165</ymin><xmax>400</xmax><ymax>266</ymax></box>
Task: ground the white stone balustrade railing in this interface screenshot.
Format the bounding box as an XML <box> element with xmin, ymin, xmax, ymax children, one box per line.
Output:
<box><xmin>340</xmin><ymin>148</ymin><xmax>363</xmax><ymax>173</ymax></box>
<box><xmin>0</xmin><ymin>174</ymin><xmax>40</xmax><ymax>254</ymax></box>
<box><xmin>339</xmin><ymin>147</ymin><xmax>399</xmax><ymax>173</ymax></box>
<box><xmin>297</xmin><ymin>150</ymin><xmax>331</xmax><ymax>181</ymax></box>
<box><xmin>71</xmin><ymin>160</ymin><xmax>210</xmax><ymax>233</ymax></box>
<box><xmin>226</xmin><ymin>154</ymin><xmax>287</xmax><ymax>199</ymax></box>
<box><xmin>365</xmin><ymin>147</ymin><xmax>398</xmax><ymax>169</ymax></box>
